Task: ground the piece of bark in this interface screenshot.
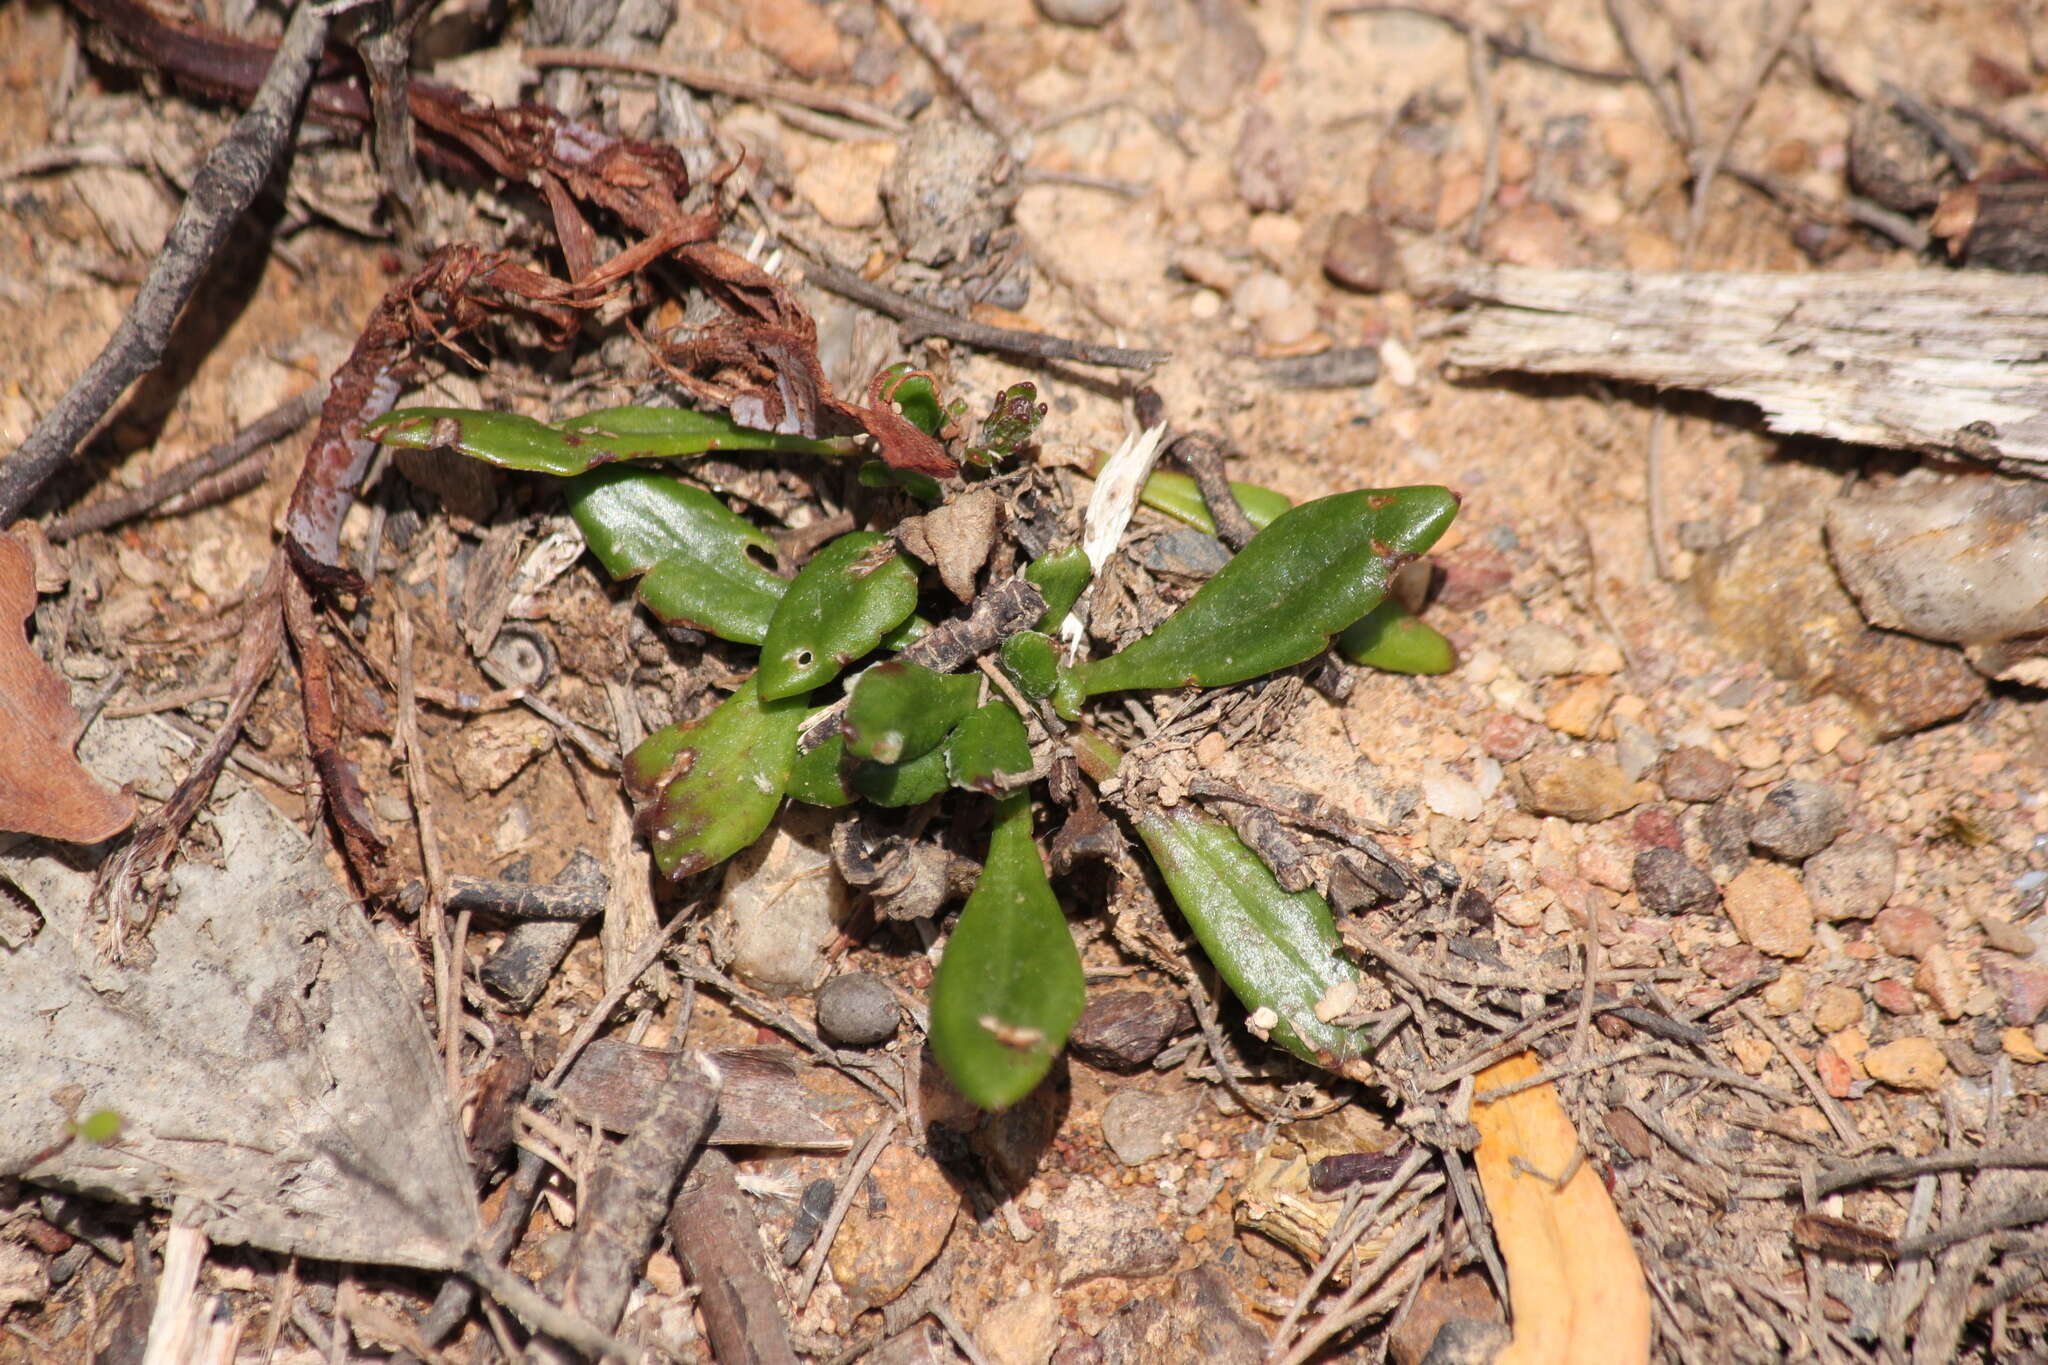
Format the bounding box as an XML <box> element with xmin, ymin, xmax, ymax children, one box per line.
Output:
<box><xmin>557</xmin><ymin>1040</ymin><xmax>849</xmax><ymax>1151</ymax></box>
<box><xmin>448</xmin><ymin>874</ymin><xmax>606</xmax><ymax>920</ymax></box>
<box><xmin>1068</xmin><ymin>990</ymin><xmax>1196</xmax><ymax>1072</ymax></box>
<box><xmin>479</xmin><ymin>851</ymin><xmax>606</xmax><ymax>1010</ymax></box>
<box><xmin>528</xmin><ymin>1050</ymin><xmax>720</xmax><ymax>1363</ymax></box>
<box><xmin>1932</xmin><ymin>169</ymin><xmax>2048</xmax><ymax>274</ymax></box>
<box><xmin>668</xmin><ymin>1149</ymin><xmax>801</xmax><ymax>1365</ymax></box>
<box><xmin>1425</xmin><ymin>261</ymin><xmax>2048</xmax><ymax>476</ymax></box>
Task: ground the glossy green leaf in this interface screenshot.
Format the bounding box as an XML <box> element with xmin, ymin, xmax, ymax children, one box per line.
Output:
<box><xmin>997</xmin><ymin>630</ymin><xmax>1060</xmax><ymax>701</ymax></box>
<box><xmin>624</xmin><ymin>678</ymin><xmax>808</xmax><ymax>877</ymax></box>
<box><xmin>929</xmin><ymin>793</ymin><xmax>1085</xmax><ymax>1109</ymax></box>
<box><xmin>874</xmin><ymin>363</ymin><xmax>950</xmax><ymax>437</ymax></box>
<box><xmin>946</xmin><ymin>701</ymin><xmax>1033</xmax><ymax>795</ymax></box>
<box><xmin>880</xmin><ymin>614</ymin><xmax>933</xmax><ymax>651</ymax></box>
<box><xmin>565</xmin><ymin>466</ymin><xmax>787</xmax><ymax>644</ymax></box>
<box><xmin>844</xmin><ymin>662</ymin><xmax>982</xmax><ymax>764</ymax></box>
<box><xmin>372</xmin><ymin>406</ymin><xmax>852</xmax><ymax>476</ymax></box>
<box><xmin>1133</xmin><ymin>803</ymin><xmax>1371</xmax><ymax>1071</ymax></box>
<box><xmin>786</xmin><ymin>732</ymin><xmax>856</xmax><ymax>807</ymax></box>
<box><xmin>1062</xmin><ymin>487</ymin><xmax>1459</xmax><ymax>715</ymax></box>
<box><xmin>1024</xmin><ymin>544</ymin><xmax>1092</xmax><ymax>631</ymax></box>
<box><xmin>758</xmin><ymin>532</ymin><xmax>920</xmax><ymax>700</ymax></box>
<box><xmin>1337</xmin><ymin>598</ymin><xmax>1457</xmax><ymax>675</ymax></box>
<box><xmin>1091</xmin><ymin>456</ymin><xmax>1295</xmax><ymax>535</ymax></box>
<box><xmin>849</xmin><ymin>744</ymin><xmax>952</xmax><ymax>807</ymax></box>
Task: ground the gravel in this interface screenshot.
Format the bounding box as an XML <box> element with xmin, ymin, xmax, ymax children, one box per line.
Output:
<box><xmin>1632</xmin><ymin>847</ymin><xmax>1719</xmax><ymax>914</ymax></box>
<box><xmin>1749</xmin><ymin>780</ymin><xmax>1848</xmax><ymax>860</ymax></box>
<box><xmin>815</xmin><ymin>972</ymin><xmax>900</xmax><ymax>1046</ymax></box>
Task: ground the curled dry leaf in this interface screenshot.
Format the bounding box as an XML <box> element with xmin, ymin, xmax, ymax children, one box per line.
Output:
<box><xmin>1472</xmin><ymin>1051</ymin><xmax>1651</xmax><ymax>1365</ymax></box>
<box><xmin>0</xmin><ymin>533</ymin><xmax>132</xmax><ymax>842</ymax></box>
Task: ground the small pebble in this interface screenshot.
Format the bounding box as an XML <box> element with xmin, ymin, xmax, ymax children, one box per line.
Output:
<box><xmin>1508</xmin><ymin>751</ymin><xmax>1652</xmax><ymax>823</ymax></box>
<box><xmin>1749</xmin><ymin>780</ymin><xmax>1848</xmax><ymax>861</ymax></box>
<box><xmin>1612</xmin><ymin>714</ymin><xmax>1662</xmax><ymax>781</ymax></box>
<box><xmin>1761</xmin><ymin>970</ymin><xmax>1807</xmax><ymax>1016</ymax></box>
<box><xmin>1697</xmin><ymin>799</ymin><xmax>1753</xmax><ymax>882</ymax></box>
<box><xmin>815</xmin><ymin>972</ymin><xmax>900</xmax><ymax>1046</ymax></box>
<box><xmin>1501</xmin><ymin>622</ymin><xmax>1580</xmax><ymax>679</ymax></box>
<box><xmin>2002</xmin><ymin>1028</ymin><xmax>2048</xmax><ymax>1064</ymax></box>
<box><xmin>1632</xmin><ymin>848</ymin><xmax>1718</xmax><ymax>915</ymax></box>
<box><xmin>1810</xmin><ymin>983</ymin><xmax>1863</xmax><ymax>1034</ymax></box>
<box><xmin>1660</xmin><ymin>746</ymin><xmax>1736</xmax><ymax>803</ymax></box>
<box><xmin>1480</xmin><ymin>713</ymin><xmax>1540</xmax><ymax>762</ymax></box>
<box><xmin>1036</xmin><ymin>0</ymin><xmax>1125</xmax><ymax>24</ymax></box>
<box><xmin>1913</xmin><ymin>947</ymin><xmax>1968</xmax><ymax>1020</ymax></box>
<box><xmin>1100</xmin><ymin>1090</ymin><xmax>1196</xmax><ymax>1166</ymax></box>
<box><xmin>1811</xmin><ymin>723</ymin><xmax>1848</xmax><ymax>756</ymax></box>
<box><xmin>1323</xmin><ymin>210</ymin><xmax>1403</xmax><ymax>293</ymax></box>
<box><xmin>1870</xmin><ymin>979</ymin><xmax>1919</xmax><ymax>1014</ymax></box>
<box><xmin>1423</xmin><ymin>771</ymin><xmax>1484</xmax><ymax>822</ymax></box>
<box><xmin>1231</xmin><ymin>270</ymin><xmax>1293</xmax><ymax>321</ymax></box>
<box><xmin>1803</xmin><ymin>831</ymin><xmax>1897</xmax><ymax>921</ymax></box>
<box><xmin>1874</xmin><ymin>904</ymin><xmax>1942</xmax><ymax>960</ymax></box>
<box><xmin>1630</xmin><ymin>806</ymin><xmax>1684</xmax><ymax>851</ymax></box>
<box><xmin>1864</xmin><ymin>1037</ymin><xmax>1948</xmax><ymax>1091</ymax></box>
<box><xmin>1979</xmin><ymin>914</ymin><xmax>2038</xmax><ymax>957</ymax></box>
<box><xmin>1983</xmin><ymin>959</ymin><xmax>2048</xmax><ymax>1026</ymax></box>
<box><xmin>1722</xmin><ymin>864</ymin><xmax>1815</xmax><ymax>959</ymax></box>
<box><xmin>1735</xmin><ymin>735</ymin><xmax>1783</xmax><ymax>770</ymax></box>
<box><xmin>1543</xmin><ymin>680</ymin><xmax>1610</xmax><ymax>739</ymax></box>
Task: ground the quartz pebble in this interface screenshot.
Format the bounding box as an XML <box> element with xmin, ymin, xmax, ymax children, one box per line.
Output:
<box><xmin>1101</xmin><ymin>1089</ymin><xmax>1197</xmax><ymax>1165</ymax></box>
<box><xmin>1913</xmin><ymin>947</ymin><xmax>1968</xmax><ymax>1020</ymax></box>
<box><xmin>1803</xmin><ymin>832</ymin><xmax>1897</xmax><ymax>920</ymax></box>
<box><xmin>1632</xmin><ymin>848</ymin><xmax>1718</xmax><ymax>914</ymax></box>
<box><xmin>1864</xmin><ymin>1037</ymin><xmax>1948</xmax><ymax>1090</ymax></box>
<box><xmin>1502</xmin><ymin>622</ymin><xmax>1580</xmax><ymax>679</ymax></box>
<box><xmin>1722</xmin><ymin>864</ymin><xmax>1815</xmax><ymax>958</ymax></box>
<box><xmin>1749</xmin><ymin>781</ymin><xmax>1848</xmax><ymax>860</ymax></box>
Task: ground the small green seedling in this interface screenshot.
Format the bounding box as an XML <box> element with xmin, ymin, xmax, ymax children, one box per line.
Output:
<box><xmin>380</xmin><ymin>383</ymin><xmax>1456</xmax><ymax>1109</ymax></box>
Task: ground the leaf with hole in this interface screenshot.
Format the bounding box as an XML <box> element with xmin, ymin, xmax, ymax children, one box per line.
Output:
<box><xmin>624</xmin><ymin>678</ymin><xmax>809</xmax><ymax>878</ymax></box>
<box><xmin>757</xmin><ymin>533</ymin><xmax>920</xmax><ymax>700</ymax></box>
<box><xmin>1058</xmin><ymin>486</ymin><xmax>1459</xmax><ymax>716</ymax></box>
<box><xmin>565</xmin><ymin>466</ymin><xmax>787</xmax><ymax>644</ymax></box>
<box><xmin>929</xmin><ymin>792</ymin><xmax>1085</xmax><ymax>1109</ymax></box>
<box><xmin>844</xmin><ymin>662</ymin><xmax>982</xmax><ymax>764</ymax></box>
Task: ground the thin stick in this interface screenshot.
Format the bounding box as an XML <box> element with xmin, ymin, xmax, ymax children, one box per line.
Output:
<box><xmin>796</xmin><ymin>1117</ymin><xmax>900</xmax><ymax>1310</ymax></box>
<box><xmin>1270</xmin><ymin>1146</ymin><xmax>1433</xmax><ymax>1349</ymax></box>
<box><xmin>540</xmin><ymin>911</ymin><xmax>696</xmax><ymax>1090</ymax></box>
<box><xmin>801</xmin><ymin>259</ymin><xmax>1167</xmax><ymax>371</ymax></box>
<box><xmin>0</xmin><ymin>0</ymin><xmax>356</xmax><ymax>526</ymax></box>
<box><xmin>1327</xmin><ymin>4</ymin><xmax>1634</xmax><ymax>84</ymax></box>
<box><xmin>46</xmin><ymin>389</ymin><xmax>321</xmax><ymax>541</ymax></box>
<box><xmin>525</xmin><ymin>45</ymin><xmax>908</xmax><ymax>134</ymax></box>
<box><xmin>395</xmin><ymin>610</ymin><xmax>457</xmax><ymax>1095</ymax></box>
<box><xmin>1814</xmin><ymin>1147</ymin><xmax>2048</xmax><ymax>1198</ymax></box>
<box><xmin>1464</xmin><ymin>29</ymin><xmax>1501</xmax><ymax>253</ymax></box>
<box><xmin>1737</xmin><ymin>1002</ymin><xmax>1860</xmax><ymax>1152</ymax></box>
<box><xmin>1270</xmin><ymin>1213</ymin><xmax>1436</xmax><ymax>1365</ymax></box>
<box><xmin>871</xmin><ymin>0</ymin><xmax>1030</xmax><ymax>153</ymax></box>
<box><xmin>459</xmin><ymin>1253</ymin><xmax>628</xmax><ymax>1362</ymax></box>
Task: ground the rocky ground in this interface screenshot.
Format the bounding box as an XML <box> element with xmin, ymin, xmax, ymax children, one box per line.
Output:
<box><xmin>3</xmin><ymin>0</ymin><xmax>2048</xmax><ymax>1362</ymax></box>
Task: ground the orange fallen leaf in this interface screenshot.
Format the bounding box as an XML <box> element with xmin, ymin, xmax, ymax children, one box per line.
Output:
<box><xmin>1472</xmin><ymin>1051</ymin><xmax>1651</xmax><ymax>1365</ymax></box>
<box><xmin>0</xmin><ymin>531</ymin><xmax>133</xmax><ymax>842</ymax></box>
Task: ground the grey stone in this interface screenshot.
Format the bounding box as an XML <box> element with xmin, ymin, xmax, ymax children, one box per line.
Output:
<box><xmin>1044</xmin><ymin>1179</ymin><xmax>1178</xmax><ymax>1286</ymax></box>
<box><xmin>1632</xmin><ymin>848</ymin><xmax>1718</xmax><ymax>915</ymax></box>
<box><xmin>1802</xmin><ymin>831</ymin><xmax>1897</xmax><ymax>921</ymax></box>
<box><xmin>1100</xmin><ymin>1089</ymin><xmax>1197</xmax><ymax>1165</ymax></box>
<box><xmin>1697</xmin><ymin>798</ymin><xmax>1753</xmax><ymax>882</ymax></box>
<box><xmin>1036</xmin><ymin>0</ymin><xmax>1124</xmax><ymax>24</ymax></box>
<box><xmin>815</xmin><ymin>972</ymin><xmax>899</xmax><ymax>1046</ymax></box>
<box><xmin>1750</xmin><ymin>781</ymin><xmax>1848</xmax><ymax>861</ymax></box>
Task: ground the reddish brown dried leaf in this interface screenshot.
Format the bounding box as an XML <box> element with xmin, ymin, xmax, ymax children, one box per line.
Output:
<box><xmin>0</xmin><ymin>533</ymin><xmax>132</xmax><ymax>842</ymax></box>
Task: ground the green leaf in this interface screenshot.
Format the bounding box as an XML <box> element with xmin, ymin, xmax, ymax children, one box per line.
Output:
<box><xmin>946</xmin><ymin>701</ymin><xmax>1033</xmax><ymax>795</ymax></box>
<box><xmin>1091</xmin><ymin>455</ymin><xmax>1295</xmax><ymax>535</ymax></box>
<box><xmin>73</xmin><ymin>1109</ymin><xmax>122</xmax><ymax>1144</ymax></box>
<box><xmin>372</xmin><ymin>406</ymin><xmax>851</xmax><ymax>476</ymax></box>
<box><xmin>849</xmin><ymin>745</ymin><xmax>952</xmax><ymax>807</ymax></box>
<box><xmin>757</xmin><ymin>532</ymin><xmax>920</xmax><ymax>700</ymax></box>
<box><xmin>874</xmin><ymin>363</ymin><xmax>949</xmax><ymax>437</ymax></box>
<box><xmin>786</xmin><ymin>731</ymin><xmax>856</xmax><ymax>807</ymax></box>
<box><xmin>1024</xmin><ymin>545</ymin><xmax>1092</xmax><ymax>631</ymax></box>
<box><xmin>565</xmin><ymin>466</ymin><xmax>787</xmax><ymax>644</ymax></box>
<box><xmin>624</xmin><ymin>677</ymin><xmax>808</xmax><ymax>877</ymax></box>
<box><xmin>1063</xmin><ymin>487</ymin><xmax>1459</xmax><ymax>715</ymax></box>
<box><xmin>1337</xmin><ymin>598</ymin><xmax>1457</xmax><ymax>675</ymax></box>
<box><xmin>929</xmin><ymin>793</ymin><xmax>1085</xmax><ymax>1109</ymax></box>
<box><xmin>555</xmin><ymin>405</ymin><xmax>857</xmax><ymax>459</ymax></box>
<box><xmin>844</xmin><ymin>662</ymin><xmax>982</xmax><ymax>764</ymax></box>
<box><xmin>1132</xmin><ymin>803</ymin><xmax>1372</xmax><ymax>1070</ymax></box>
<box><xmin>858</xmin><ymin>460</ymin><xmax>945</xmax><ymax>504</ymax></box>
<box><xmin>997</xmin><ymin>630</ymin><xmax>1060</xmax><ymax>701</ymax></box>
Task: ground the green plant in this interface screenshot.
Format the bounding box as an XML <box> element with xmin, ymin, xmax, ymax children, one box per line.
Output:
<box><xmin>372</xmin><ymin>379</ymin><xmax>1458</xmax><ymax>1109</ymax></box>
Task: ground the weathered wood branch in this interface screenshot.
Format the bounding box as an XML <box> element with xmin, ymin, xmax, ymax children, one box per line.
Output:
<box><xmin>1424</xmin><ymin>262</ymin><xmax>2048</xmax><ymax>475</ymax></box>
